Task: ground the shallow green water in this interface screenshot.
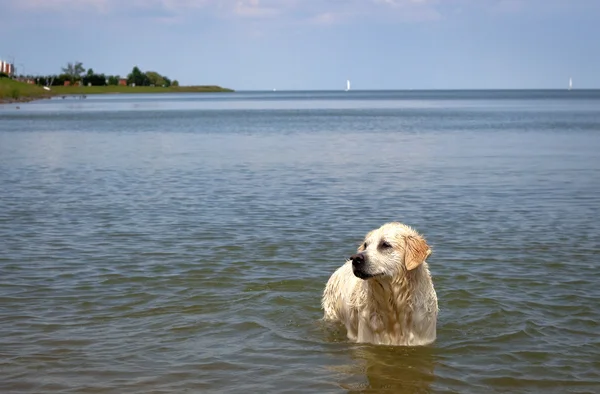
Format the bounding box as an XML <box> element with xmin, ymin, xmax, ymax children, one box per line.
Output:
<box><xmin>1</xmin><ymin>91</ymin><xmax>599</xmax><ymax>393</ymax></box>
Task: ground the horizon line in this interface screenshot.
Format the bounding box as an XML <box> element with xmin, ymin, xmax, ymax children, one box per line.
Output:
<box><xmin>234</xmin><ymin>88</ymin><xmax>599</xmax><ymax>92</ymax></box>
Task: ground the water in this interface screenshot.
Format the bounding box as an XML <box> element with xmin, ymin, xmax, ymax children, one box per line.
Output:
<box><xmin>1</xmin><ymin>90</ymin><xmax>599</xmax><ymax>393</ymax></box>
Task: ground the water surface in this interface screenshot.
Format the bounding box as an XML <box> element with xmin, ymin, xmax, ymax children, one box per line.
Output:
<box><xmin>1</xmin><ymin>90</ymin><xmax>599</xmax><ymax>393</ymax></box>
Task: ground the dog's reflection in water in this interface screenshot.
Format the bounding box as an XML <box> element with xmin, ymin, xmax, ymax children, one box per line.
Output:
<box><xmin>328</xmin><ymin>343</ymin><xmax>437</xmax><ymax>393</ymax></box>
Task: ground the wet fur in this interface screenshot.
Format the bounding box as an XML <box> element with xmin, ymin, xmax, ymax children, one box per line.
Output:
<box><xmin>322</xmin><ymin>222</ymin><xmax>438</xmax><ymax>346</ymax></box>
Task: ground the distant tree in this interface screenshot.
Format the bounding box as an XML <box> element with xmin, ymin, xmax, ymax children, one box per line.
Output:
<box><xmin>107</xmin><ymin>75</ymin><xmax>120</xmax><ymax>86</ymax></box>
<box><xmin>145</xmin><ymin>71</ymin><xmax>167</xmax><ymax>87</ymax></box>
<box><xmin>127</xmin><ymin>66</ymin><xmax>150</xmax><ymax>86</ymax></box>
<box><xmin>61</xmin><ymin>62</ymin><xmax>85</xmax><ymax>83</ymax></box>
<box><xmin>35</xmin><ymin>76</ymin><xmax>48</xmax><ymax>86</ymax></box>
<box><xmin>56</xmin><ymin>74</ymin><xmax>70</xmax><ymax>85</ymax></box>
<box><xmin>0</xmin><ymin>72</ymin><xmax>9</xmax><ymax>79</ymax></box>
<box><xmin>82</xmin><ymin>68</ymin><xmax>107</xmax><ymax>86</ymax></box>
<box><xmin>18</xmin><ymin>66</ymin><xmax>180</xmax><ymax>88</ymax></box>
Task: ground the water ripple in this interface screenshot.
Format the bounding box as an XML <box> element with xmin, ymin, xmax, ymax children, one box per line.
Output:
<box><xmin>1</xmin><ymin>91</ymin><xmax>600</xmax><ymax>393</ymax></box>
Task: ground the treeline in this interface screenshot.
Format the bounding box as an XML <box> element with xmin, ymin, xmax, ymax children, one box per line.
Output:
<box><xmin>16</xmin><ymin>62</ymin><xmax>179</xmax><ymax>87</ymax></box>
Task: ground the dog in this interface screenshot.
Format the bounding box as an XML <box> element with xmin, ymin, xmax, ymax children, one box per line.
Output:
<box><xmin>322</xmin><ymin>222</ymin><xmax>438</xmax><ymax>346</ymax></box>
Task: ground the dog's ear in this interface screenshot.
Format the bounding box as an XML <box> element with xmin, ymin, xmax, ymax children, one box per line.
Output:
<box><xmin>404</xmin><ymin>235</ymin><xmax>431</xmax><ymax>271</ymax></box>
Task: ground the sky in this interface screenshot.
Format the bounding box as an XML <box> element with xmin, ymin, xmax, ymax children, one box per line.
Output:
<box><xmin>1</xmin><ymin>0</ymin><xmax>599</xmax><ymax>90</ymax></box>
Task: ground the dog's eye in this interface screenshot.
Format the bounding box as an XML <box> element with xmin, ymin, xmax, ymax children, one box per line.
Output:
<box><xmin>380</xmin><ymin>241</ymin><xmax>392</xmax><ymax>249</ymax></box>
<box><xmin>362</xmin><ymin>242</ymin><xmax>368</xmax><ymax>249</ymax></box>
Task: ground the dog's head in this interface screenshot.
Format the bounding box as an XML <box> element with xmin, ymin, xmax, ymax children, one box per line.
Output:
<box><xmin>349</xmin><ymin>222</ymin><xmax>431</xmax><ymax>280</ymax></box>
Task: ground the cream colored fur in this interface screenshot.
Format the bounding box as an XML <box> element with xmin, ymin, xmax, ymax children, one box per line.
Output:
<box><xmin>322</xmin><ymin>222</ymin><xmax>438</xmax><ymax>346</ymax></box>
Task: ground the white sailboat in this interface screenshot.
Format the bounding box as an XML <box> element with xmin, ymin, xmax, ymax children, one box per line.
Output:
<box><xmin>43</xmin><ymin>77</ymin><xmax>55</xmax><ymax>91</ymax></box>
<box><xmin>345</xmin><ymin>79</ymin><xmax>351</xmax><ymax>91</ymax></box>
<box><xmin>568</xmin><ymin>77</ymin><xmax>573</xmax><ymax>91</ymax></box>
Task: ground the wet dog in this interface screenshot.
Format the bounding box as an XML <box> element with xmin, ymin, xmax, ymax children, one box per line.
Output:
<box><xmin>322</xmin><ymin>222</ymin><xmax>438</xmax><ymax>346</ymax></box>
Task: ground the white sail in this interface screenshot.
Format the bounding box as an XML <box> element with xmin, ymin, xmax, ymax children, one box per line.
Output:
<box><xmin>568</xmin><ymin>77</ymin><xmax>573</xmax><ymax>90</ymax></box>
<box><xmin>346</xmin><ymin>79</ymin><xmax>351</xmax><ymax>91</ymax></box>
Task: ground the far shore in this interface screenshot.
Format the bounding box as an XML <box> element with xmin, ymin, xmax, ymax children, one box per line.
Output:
<box><xmin>0</xmin><ymin>96</ymin><xmax>52</xmax><ymax>105</ymax></box>
<box><xmin>0</xmin><ymin>79</ymin><xmax>234</xmax><ymax>104</ymax></box>
<box><xmin>51</xmin><ymin>85</ymin><xmax>234</xmax><ymax>95</ymax></box>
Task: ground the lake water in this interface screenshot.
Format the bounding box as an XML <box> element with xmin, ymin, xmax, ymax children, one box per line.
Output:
<box><xmin>1</xmin><ymin>90</ymin><xmax>599</xmax><ymax>393</ymax></box>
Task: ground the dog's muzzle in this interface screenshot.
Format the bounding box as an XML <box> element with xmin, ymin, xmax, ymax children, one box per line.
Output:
<box><xmin>350</xmin><ymin>253</ymin><xmax>372</xmax><ymax>280</ymax></box>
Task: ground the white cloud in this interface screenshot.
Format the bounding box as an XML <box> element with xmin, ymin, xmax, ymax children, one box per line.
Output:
<box><xmin>310</xmin><ymin>12</ymin><xmax>338</xmax><ymax>25</ymax></box>
<box><xmin>13</xmin><ymin>0</ymin><xmax>297</xmax><ymax>19</ymax></box>
<box><xmin>10</xmin><ymin>0</ymin><xmax>530</xmax><ymax>25</ymax></box>
<box><xmin>140</xmin><ymin>0</ymin><xmax>211</xmax><ymax>11</ymax></box>
<box><xmin>16</xmin><ymin>0</ymin><xmax>113</xmax><ymax>12</ymax></box>
<box><xmin>233</xmin><ymin>0</ymin><xmax>280</xmax><ymax>18</ymax></box>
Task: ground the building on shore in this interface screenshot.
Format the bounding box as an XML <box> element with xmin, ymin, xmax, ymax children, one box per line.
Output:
<box><xmin>0</xmin><ymin>60</ymin><xmax>16</xmax><ymax>76</ymax></box>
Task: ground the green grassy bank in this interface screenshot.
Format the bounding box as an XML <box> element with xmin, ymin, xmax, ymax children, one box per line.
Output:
<box><xmin>0</xmin><ymin>78</ymin><xmax>51</xmax><ymax>103</ymax></box>
<box><xmin>1</xmin><ymin>78</ymin><xmax>234</xmax><ymax>104</ymax></box>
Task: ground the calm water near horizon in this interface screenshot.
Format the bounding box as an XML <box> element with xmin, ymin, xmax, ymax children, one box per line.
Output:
<box><xmin>1</xmin><ymin>90</ymin><xmax>599</xmax><ymax>393</ymax></box>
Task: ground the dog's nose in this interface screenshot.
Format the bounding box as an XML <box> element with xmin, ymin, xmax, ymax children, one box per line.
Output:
<box><xmin>350</xmin><ymin>253</ymin><xmax>365</xmax><ymax>266</ymax></box>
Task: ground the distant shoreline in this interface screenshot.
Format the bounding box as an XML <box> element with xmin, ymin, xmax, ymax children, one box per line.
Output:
<box><xmin>0</xmin><ymin>96</ymin><xmax>52</xmax><ymax>105</ymax></box>
<box><xmin>50</xmin><ymin>85</ymin><xmax>234</xmax><ymax>95</ymax></box>
<box><xmin>0</xmin><ymin>78</ymin><xmax>234</xmax><ymax>104</ymax></box>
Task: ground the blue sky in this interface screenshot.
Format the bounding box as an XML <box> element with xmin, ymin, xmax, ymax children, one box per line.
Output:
<box><xmin>1</xmin><ymin>0</ymin><xmax>599</xmax><ymax>90</ymax></box>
